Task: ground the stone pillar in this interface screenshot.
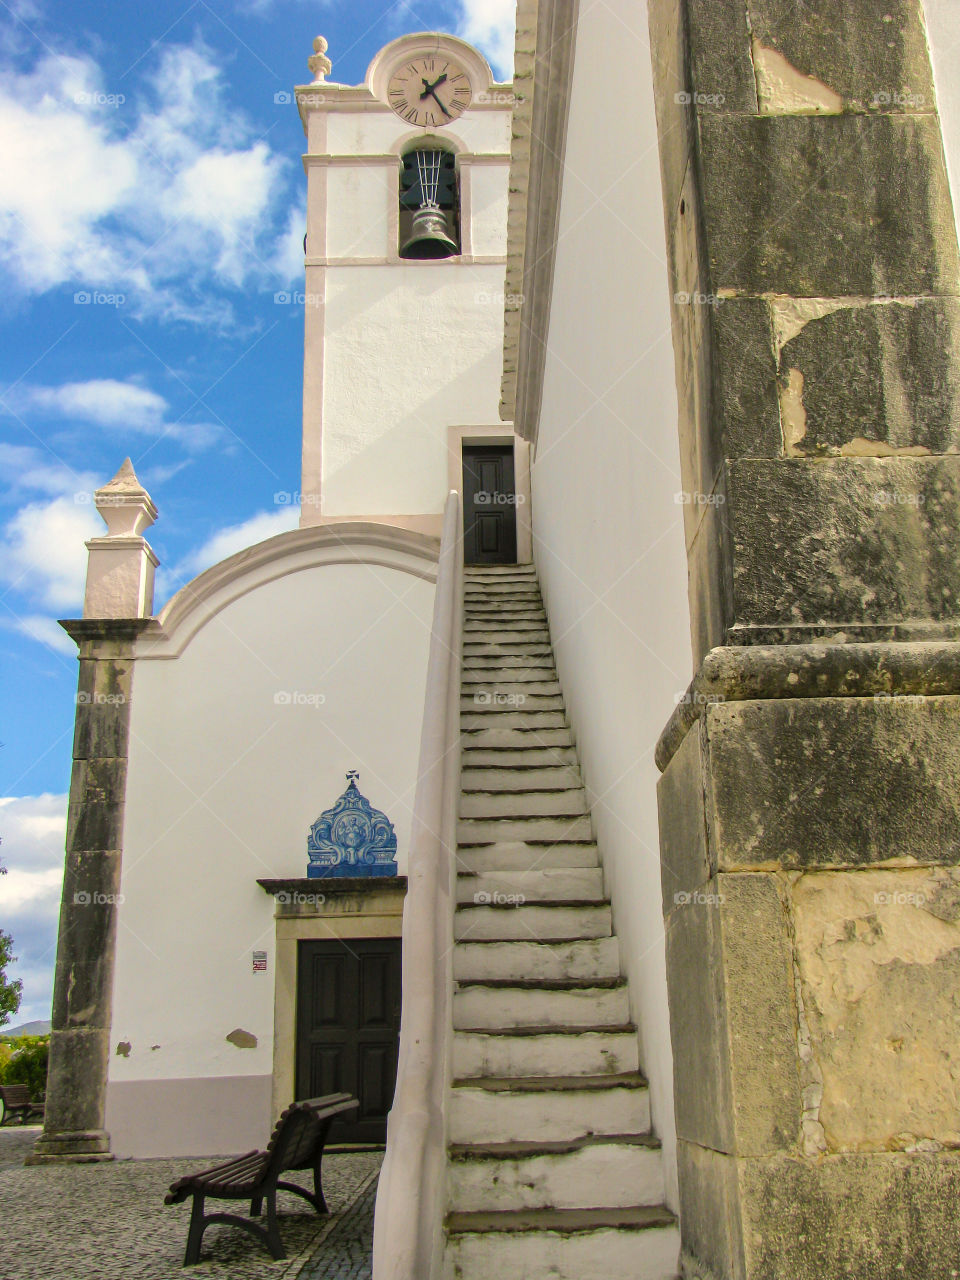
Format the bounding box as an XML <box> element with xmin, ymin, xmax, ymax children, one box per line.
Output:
<box><xmin>649</xmin><ymin>3</ymin><xmax>960</xmax><ymax>1276</ymax></box>
<box><xmin>28</xmin><ymin>462</ymin><xmax>157</xmax><ymax>1164</ymax></box>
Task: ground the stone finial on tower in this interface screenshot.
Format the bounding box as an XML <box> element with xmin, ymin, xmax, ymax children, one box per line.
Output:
<box><xmin>83</xmin><ymin>459</ymin><xmax>159</xmax><ymax>619</ymax></box>
<box><xmin>308</xmin><ymin>35</ymin><xmax>331</xmax><ymax>84</ymax></box>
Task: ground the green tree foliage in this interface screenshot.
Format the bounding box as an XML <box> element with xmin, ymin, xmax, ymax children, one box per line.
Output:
<box><xmin>0</xmin><ymin>855</ymin><xmax>23</xmax><ymax>1028</ymax></box>
<box><xmin>0</xmin><ymin>931</ymin><xmax>22</xmax><ymax>1028</ymax></box>
<box><xmin>0</xmin><ymin>1037</ymin><xmax>49</xmax><ymax>1097</ymax></box>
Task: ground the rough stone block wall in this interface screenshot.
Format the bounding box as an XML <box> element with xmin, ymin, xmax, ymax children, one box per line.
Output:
<box><xmin>660</xmin><ymin>698</ymin><xmax>960</xmax><ymax>1279</ymax></box>
<box><xmin>648</xmin><ymin>0</ymin><xmax>960</xmax><ymax>660</ymax></box>
<box><xmin>649</xmin><ymin>2</ymin><xmax>960</xmax><ymax>1275</ymax></box>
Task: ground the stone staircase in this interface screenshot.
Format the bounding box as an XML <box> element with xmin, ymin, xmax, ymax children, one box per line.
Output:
<box><xmin>444</xmin><ymin>563</ymin><xmax>680</xmax><ymax>1280</ymax></box>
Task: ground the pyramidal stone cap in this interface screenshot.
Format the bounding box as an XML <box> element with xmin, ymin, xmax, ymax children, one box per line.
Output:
<box><xmin>93</xmin><ymin>458</ymin><xmax>158</xmax><ymax>538</ymax></box>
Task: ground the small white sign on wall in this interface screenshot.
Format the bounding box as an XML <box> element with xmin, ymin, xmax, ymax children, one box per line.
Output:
<box><xmin>252</xmin><ymin>950</ymin><xmax>268</xmax><ymax>974</ymax></box>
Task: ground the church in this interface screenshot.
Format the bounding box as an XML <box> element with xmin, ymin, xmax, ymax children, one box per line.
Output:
<box><xmin>30</xmin><ymin>4</ymin><xmax>960</xmax><ymax>1279</ymax></box>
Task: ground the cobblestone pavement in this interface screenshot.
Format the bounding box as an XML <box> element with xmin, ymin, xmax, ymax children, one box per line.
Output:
<box><xmin>295</xmin><ymin>1168</ymin><xmax>379</xmax><ymax>1280</ymax></box>
<box><xmin>0</xmin><ymin>1123</ymin><xmax>41</xmax><ymax>1171</ymax></box>
<box><xmin>0</xmin><ymin>1128</ymin><xmax>382</xmax><ymax>1280</ymax></box>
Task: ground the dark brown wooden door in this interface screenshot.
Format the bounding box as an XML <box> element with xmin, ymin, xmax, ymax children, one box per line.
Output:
<box><xmin>462</xmin><ymin>444</ymin><xmax>518</xmax><ymax>565</ymax></box>
<box><xmin>295</xmin><ymin>938</ymin><xmax>402</xmax><ymax>1144</ymax></box>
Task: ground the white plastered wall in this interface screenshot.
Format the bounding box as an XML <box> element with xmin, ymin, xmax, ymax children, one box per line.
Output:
<box><xmin>105</xmin><ymin>554</ymin><xmax>434</xmax><ymax>1157</ymax></box>
<box><xmin>528</xmin><ymin>0</ymin><xmax>691</xmax><ymax>1209</ymax></box>
<box><xmin>320</xmin><ymin>264</ymin><xmax>507</xmax><ymax>516</ymax></box>
<box><xmin>325</xmin><ymin>109</ymin><xmax>511</xmax><ymax>158</ymax></box>
<box><xmin>923</xmin><ymin>0</ymin><xmax>960</xmax><ymax>229</ymax></box>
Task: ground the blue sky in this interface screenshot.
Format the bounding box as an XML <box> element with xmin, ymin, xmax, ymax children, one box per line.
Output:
<box><xmin>0</xmin><ymin>0</ymin><xmax>514</xmax><ymax>1023</ymax></box>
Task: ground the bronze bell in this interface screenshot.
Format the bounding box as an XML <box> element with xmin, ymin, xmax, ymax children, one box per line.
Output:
<box><xmin>400</xmin><ymin>205</ymin><xmax>459</xmax><ymax>260</ymax></box>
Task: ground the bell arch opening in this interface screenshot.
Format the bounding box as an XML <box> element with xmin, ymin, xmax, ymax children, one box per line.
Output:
<box><xmin>398</xmin><ymin>144</ymin><xmax>460</xmax><ymax>260</ymax></box>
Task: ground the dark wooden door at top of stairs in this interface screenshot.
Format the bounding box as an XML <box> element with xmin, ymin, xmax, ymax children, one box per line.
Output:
<box><xmin>462</xmin><ymin>444</ymin><xmax>518</xmax><ymax>565</ymax></box>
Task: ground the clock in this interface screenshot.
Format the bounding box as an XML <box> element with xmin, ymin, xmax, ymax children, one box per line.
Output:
<box><xmin>387</xmin><ymin>54</ymin><xmax>472</xmax><ymax>127</ymax></box>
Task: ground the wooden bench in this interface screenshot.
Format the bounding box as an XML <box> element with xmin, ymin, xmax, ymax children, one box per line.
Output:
<box><xmin>0</xmin><ymin>1084</ymin><xmax>44</xmax><ymax>1125</ymax></box>
<box><xmin>164</xmin><ymin>1093</ymin><xmax>359</xmax><ymax>1265</ymax></box>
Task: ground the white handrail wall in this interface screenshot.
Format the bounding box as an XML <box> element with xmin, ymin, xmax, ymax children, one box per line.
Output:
<box><xmin>372</xmin><ymin>491</ymin><xmax>463</xmax><ymax>1280</ymax></box>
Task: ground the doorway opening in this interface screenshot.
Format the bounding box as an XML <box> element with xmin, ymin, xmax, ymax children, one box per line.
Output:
<box><xmin>462</xmin><ymin>443</ymin><xmax>518</xmax><ymax>565</ymax></box>
<box><xmin>295</xmin><ymin>938</ymin><xmax>401</xmax><ymax>1143</ymax></box>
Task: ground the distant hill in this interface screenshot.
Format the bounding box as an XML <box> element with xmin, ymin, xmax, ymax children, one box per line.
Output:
<box><xmin>2</xmin><ymin>1020</ymin><xmax>51</xmax><ymax>1037</ymax></box>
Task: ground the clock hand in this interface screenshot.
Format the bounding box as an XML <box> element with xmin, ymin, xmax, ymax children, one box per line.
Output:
<box><xmin>429</xmin><ymin>88</ymin><xmax>453</xmax><ymax>118</ymax></box>
<box><xmin>419</xmin><ymin>73</ymin><xmax>448</xmax><ymax>99</ymax></box>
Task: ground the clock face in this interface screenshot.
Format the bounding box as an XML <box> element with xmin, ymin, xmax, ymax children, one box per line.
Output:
<box><xmin>387</xmin><ymin>55</ymin><xmax>472</xmax><ymax>128</ymax></box>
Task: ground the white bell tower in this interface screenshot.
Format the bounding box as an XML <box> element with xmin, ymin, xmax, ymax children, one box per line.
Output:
<box><xmin>295</xmin><ymin>33</ymin><xmax>521</xmax><ymax>540</ymax></box>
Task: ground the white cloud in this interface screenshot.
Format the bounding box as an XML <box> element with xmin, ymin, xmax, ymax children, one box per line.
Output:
<box><xmin>25</xmin><ymin>380</ymin><xmax>167</xmax><ymax>430</ymax></box>
<box><xmin>181</xmin><ymin>506</ymin><xmax>301</xmax><ymax>576</ymax></box>
<box><xmin>0</xmin><ymin>56</ymin><xmax>139</xmax><ymax>292</ymax></box>
<box><xmin>0</xmin><ymin>43</ymin><xmax>290</xmax><ymax>317</ymax></box>
<box><xmin>0</xmin><ymin>494</ymin><xmax>101</xmax><ymax>608</ymax></box>
<box><xmin>7</xmin><ymin>614</ymin><xmax>77</xmax><ymax>654</ymax></box>
<box><xmin>0</xmin><ymin>794</ymin><xmax>67</xmax><ymax>1025</ymax></box>
<box><xmin>273</xmin><ymin>202</ymin><xmax>307</xmax><ymax>285</ymax></box>
<box><xmin>0</xmin><ymin>442</ymin><xmax>98</xmax><ymax>500</ymax></box>
<box><xmin>140</xmin><ymin>459</ymin><xmax>191</xmax><ymax>487</ymax></box>
<box><xmin>457</xmin><ymin>0</ymin><xmax>516</xmax><ymax>80</ymax></box>
<box><xmin>156</xmin><ymin>506</ymin><xmax>301</xmax><ymax>606</ymax></box>
<box><xmin>4</xmin><ymin>380</ymin><xmax>226</xmax><ymax>450</ymax></box>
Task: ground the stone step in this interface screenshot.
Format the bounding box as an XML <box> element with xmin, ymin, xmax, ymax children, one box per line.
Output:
<box><xmin>464</xmin><ymin>617</ymin><xmax>550</xmax><ymax>631</ymax></box>
<box><xmin>459</xmin><ymin>789</ymin><xmax>588</xmax><ymax>819</ymax></box>
<box><xmin>460</xmin><ymin>745</ymin><xmax>577</xmax><ymax>767</ymax></box>
<box><xmin>463</xmin><ymin>651</ymin><xmax>556</xmax><ymax>665</ymax></box>
<box><xmin>461</xmin><ymin>666</ymin><xmax>558</xmax><ymax>684</ymax></box>
<box><xmin>457</xmin><ymin>814</ymin><xmax>592</xmax><ymax>843</ymax></box>
<box><xmin>445</xmin><ymin>1209</ymin><xmax>680</xmax><ymax>1280</ymax></box>
<box><xmin>448</xmin><ymin>1073</ymin><xmax>649</xmax><ymax>1144</ymax></box>
<box><xmin>454</xmin><ymin>936</ymin><xmax>620</xmax><ymax>983</ymax></box>
<box><xmin>461</xmin><ymin>694</ymin><xmax>566</xmax><ymax>714</ymax></box>
<box><xmin>463</xmin><ymin>575</ymin><xmax>538</xmax><ymax>587</ymax></box>
<box><xmin>454</xmin><ymin>902</ymin><xmax>611</xmax><ymax>942</ymax></box>
<box><xmin>460</xmin><ymin>711</ymin><xmax>567</xmax><ymax>733</ymax></box>
<box><xmin>464</xmin><ymin>613</ymin><xmax>547</xmax><ymax>626</ymax></box>
<box><xmin>463</xmin><ymin>589</ymin><xmax>541</xmax><ymax>600</ymax></box>
<box><xmin>461</xmin><ymin>765</ymin><xmax>582</xmax><ymax>791</ymax></box>
<box><xmin>464</xmin><ymin>602</ymin><xmax>545</xmax><ymax>614</ymax></box>
<box><xmin>463</xmin><ymin>631</ymin><xmax>553</xmax><ymax>646</ymax></box>
<box><xmin>462</xmin><ymin>642</ymin><xmax>554</xmax><ymax>657</ymax></box>
<box><xmin>455</xmin><ymin>841</ymin><xmax>599</xmax><ymax>873</ymax></box>
<box><xmin>462</xmin><ymin>632</ymin><xmax>553</xmax><ymax>648</ymax></box>
<box><xmin>465</xmin><ymin>604</ymin><xmax>547</xmax><ymax>614</ymax></box>
<box><xmin>464</xmin><ymin>576</ymin><xmax>540</xmax><ymax>586</ymax></box>
<box><xmin>456</xmin><ymin>867</ymin><xmax>604</xmax><ymax>904</ymax></box>
<box><xmin>460</xmin><ymin>727</ymin><xmax>574</xmax><ymax>750</ymax></box>
<box><xmin>463</xmin><ymin>564</ymin><xmax>536</xmax><ymax>573</ymax></box>
<box><xmin>448</xmin><ymin>1138</ymin><xmax>665</xmax><ymax>1213</ymax></box>
<box><xmin>463</xmin><ymin>670</ymin><xmax>560</xmax><ymax>691</ymax></box>
<box><xmin>453</xmin><ymin>983</ymin><xmax>629</xmax><ymax>1031</ymax></box>
<box><xmin>461</xmin><ymin>679</ymin><xmax>562</xmax><ymax>697</ymax></box>
<box><xmin>454</xmin><ymin>1028</ymin><xmax>639</xmax><ymax>1079</ymax></box>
